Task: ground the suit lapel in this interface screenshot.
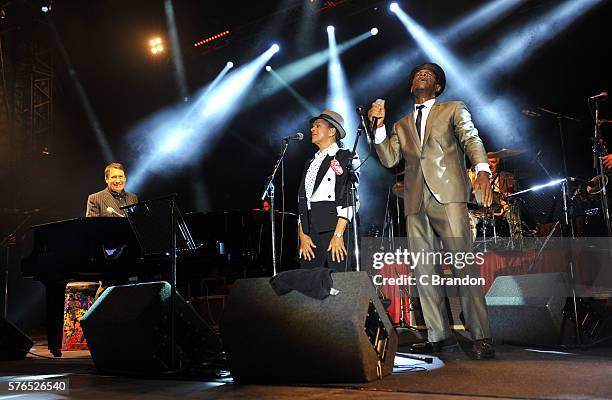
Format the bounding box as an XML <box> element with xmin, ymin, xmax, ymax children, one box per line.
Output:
<box><xmin>422</xmin><ymin>102</ymin><xmax>441</xmax><ymax>146</ymax></box>
<box><xmin>103</xmin><ymin>189</ymin><xmax>123</xmax><ymax>213</ymax></box>
<box><xmin>106</xmin><ymin>190</ymin><xmax>118</xmax><ymax>211</ymax></box>
<box><xmin>299</xmin><ymin>158</ymin><xmax>312</xmax><ymax>196</ymax></box>
<box><xmin>313</xmin><ymin>155</ymin><xmax>332</xmax><ymax>194</ymax></box>
<box><xmin>405</xmin><ymin>112</ymin><xmax>421</xmax><ymax>152</ymax></box>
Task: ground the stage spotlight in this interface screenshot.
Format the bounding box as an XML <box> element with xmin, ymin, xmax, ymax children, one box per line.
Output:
<box><xmin>476</xmin><ymin>0</ymin><xmax>603</xmax><ymax>77</ymax></box>
<box><xmin>149</xmin><ymin>37</ymin><xmax>164</xmax><ymax>55</ymax></box>
<box><xmin>438</xmin><ymin>0</ymin><xmax>522</xmax><ymax>43</ymax></box>
<box><xmin>40</xmin><ymin>1</ymin><xmax>52</xmax><ymax>13</ymax></box>
<box><xmin>226</xmin><ymin>61</ymin><xmax>234</xmax><ymax>68</ymax></box>
<box><xmin>351</xmin><ymin>0</ymin><xmax>526</xmax><ymax>108</ymax></box>
<box><xmin>389</xmin><ymin>2</ymin><xmax>399</xmax><ymax>13</ymax></box>
<box><xmin>370</xmin><ymin>27</ymin><xmax>379</xmax><ymax>36</ymax></box>
<box><xmin>391</xmin><ymin>6</ymin><xmax>524</xmax><ymax>145</ymax></box>
<box><xmin>266</xmin><ymin>67</ymin><xmax>318</xmax><ymax>116</ymax></box>
<box><xmin>326</xmin><ymin>22</ymin><xmax>356</xmax><ymax>143</ymax></box>
<box><xmin>128</xmin><ymin>46</ymin><xmax>278</xmax><ymax>190</ymax></box>
<box><xmin>245</xmin><ymin>29</ymin><xmax>374</xmax><ymax>110</ymax></box>
<box><xmin>271</xmin><ymin>43</ymin><xmax>280</xmax><ymax>53</ymax></box>
<box><xmin>327</xmin><ymin>25</ymin><xmax>335</xmax><ymax>34</ymax></box>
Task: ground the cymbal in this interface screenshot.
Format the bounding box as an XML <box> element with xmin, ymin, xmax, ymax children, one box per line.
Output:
<box><xmin>392</xmin><ymin>181</ymin><xmax>405</xmax><ymax>198</ymax></box>
<box><xmin>487</xmin><ymin>148</ymin><xmax>527</xmax><ymax>158</ymax></box>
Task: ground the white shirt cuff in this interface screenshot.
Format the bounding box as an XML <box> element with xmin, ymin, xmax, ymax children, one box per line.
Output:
<box><xmin>337</xmin><ymin>206</ymin><xmax>354</xmax><ymax>221</ymax></box>
<box><xmin>374</xmin><ymin>126</ymin><xmax>387</xmax><ymax>144</ymax></box>
<box><xmin>475</xmin><ymin>163</ymin><xmax>491</xmax><ymax>175</ymax></box>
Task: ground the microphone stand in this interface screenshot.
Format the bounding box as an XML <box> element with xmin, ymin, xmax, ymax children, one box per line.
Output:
<box><xmin>1</xmin><ymin>214</ymin><xmax>33</xmax><ymax>318</ymax></box>
<box><xmin>537</xmin><ymin>108</ymin><xmax>584</xmax><ymax>331</ymax></box>
<box><xmin>537</xmin><ymin>106</ymin><xmax>580</xmax><ymax>179</ymax></box>
<box><xmin>339</xmin><ymin>126</ymin><xmax>362</xmax><ymax>272</ymax></box>
<box><xmin>591</xmin><ymin>101</ymin><xmax>612</xmax><ymax>237</ymax></box>
<box><xmin>170</xmin><ymin>196</ymin><xmax>178</xmax><ymax>371</ymax></box>
<box><xmin>261</xmin><ymin>140</ymin><xmax>290</xmax><ymax>276</ymax></box>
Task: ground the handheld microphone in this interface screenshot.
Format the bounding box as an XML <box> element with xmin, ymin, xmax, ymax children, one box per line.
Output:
<box><xmin>106</xmin><ymin>206</ymin><xmax>124</xmax><ymax>217</ymax></box>
<box><xmin>357</xmin><ymin>106</ymin><xmax>378</xmax><ymax>139</ymax></box>
<box><xmin>369</xmin><ymin>117</ymin><xmax>380</xmax><ymax>141</ymax></box>
<box><xmin>282</xmin><ymin>132</ymin><xmax>304</xmax><ymax>141</ymax></box>
<box><xmin>589</xmin><ymin>92</ymin><xmax>608</xmax><ymax>102</ymax></box>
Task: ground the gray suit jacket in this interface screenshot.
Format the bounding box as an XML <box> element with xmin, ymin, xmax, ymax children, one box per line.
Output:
<box><xmin>86</xmin><ymin>188</ymin><xmax>139</xmax><ymax>217</ymax></box>
<box><xmin>375</xmin><ymin>101</ymin><xmax>488</xmax><ymax>214</ymax></box>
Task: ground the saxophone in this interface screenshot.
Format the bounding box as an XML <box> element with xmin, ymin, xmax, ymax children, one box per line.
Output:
<box><xmin>587</xmin><ymin>135</ymin><xmax>609</xmax><ymax>195</ymax></box>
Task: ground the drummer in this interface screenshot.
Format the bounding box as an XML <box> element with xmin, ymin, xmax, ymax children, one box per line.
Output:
<box><xmin>488</xmin><ymin>155</ymin><xmax>515</xmax><ymax>194</ymax></box>
<box><xmin>469</xmin><ymin>153</ymin><xmax>516</xmax><ymax>195</ymax></box>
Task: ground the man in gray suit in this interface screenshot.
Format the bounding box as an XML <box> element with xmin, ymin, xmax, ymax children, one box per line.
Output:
<box><xmin>86</xmin><ymin>162</ymin><xmax>138</xmax><ymax>217</ymax></box>
<box><xmin>368</xmin><ymin>63</ymin><xmax>495</xmax><ymax>359</ymax></box>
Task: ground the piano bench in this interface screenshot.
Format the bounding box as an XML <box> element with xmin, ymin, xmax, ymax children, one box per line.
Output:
<box><xmin>62</xmin><ymin>281</ymin><xmax>100</xmax><ymax>351</ymax></box>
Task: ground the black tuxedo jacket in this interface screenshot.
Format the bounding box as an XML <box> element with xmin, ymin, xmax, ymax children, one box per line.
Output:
<box><xmin>298</xmin><ymin>148</ymin><xmax>358</xmax><ymax>234</ymax></box>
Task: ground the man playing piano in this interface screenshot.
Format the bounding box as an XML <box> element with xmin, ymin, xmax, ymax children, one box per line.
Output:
<box><xmin>85</xmin><ymin>163</ymin><xmax>139</xmax><ymax>318</ymax></box>
<box><xmin>86</xmin><ymin>162</ymin><xmax>138</xmax><ymax>217</ymax></box>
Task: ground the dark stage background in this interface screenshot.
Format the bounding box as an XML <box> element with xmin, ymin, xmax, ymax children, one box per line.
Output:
<box><xmin>0</xmin><ymin>0</ymin><xmax>610</xmax><ymax>332</ymax></box>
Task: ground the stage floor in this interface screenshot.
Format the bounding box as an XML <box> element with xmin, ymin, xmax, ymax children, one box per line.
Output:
<box><xmin>1</xmin><ymin>336</ymin><xmax>612</xmax><ymax>400</ymax></box>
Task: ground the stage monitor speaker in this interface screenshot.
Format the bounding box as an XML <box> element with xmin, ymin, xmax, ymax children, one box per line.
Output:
<box><xmin>81</xmin><ymin>281</ymin><xmax>221</xmax><ymax>375</ymax></box>
<box><xmin>486</xmin><ymin>272</ymin><xmax>569</xmax><ymax>345</ymax></box>
<box><xmin>0</xmin><ymin>317</ymin><xmax>33</xmax><ymax>361</ymax></box>
<box><xmin>221</xmin><ymin>271</ymin><xmax>398</xmax><ymax>383</ymax></box>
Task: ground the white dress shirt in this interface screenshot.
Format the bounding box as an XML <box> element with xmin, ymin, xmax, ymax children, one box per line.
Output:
<box><xmin>302</xmin><ymin>143</ymin><xmax>357</xmax><ymax>221</ymax></box>
<box><xmin>373</xmin><ymin>99</ymin><xmax>491</xmax><ymax>175</ymax></box>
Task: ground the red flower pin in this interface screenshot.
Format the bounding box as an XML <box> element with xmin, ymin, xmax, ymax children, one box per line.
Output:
<box><xmin>330</xmin><ymin>159</ymin><xmax>343</xmax><ymax>176</ymax></box>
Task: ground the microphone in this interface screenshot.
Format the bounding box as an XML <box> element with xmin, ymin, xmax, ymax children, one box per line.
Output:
<box><xmin>357</xmin><ymin>106</ymin><xmax>378</xmax><ymax>139</ymax></box>
<box><xmin>522</xmin><ymin>109</ymin><xmax>541</xmax><ymax>117</ymax></box>
<box><xmin>22</xmin><ymin>208</ymin><xmax>40</xmax><ymax>215</ymax></box>
<box><xmin>589</xmin><ymin>92</ymin><xmax>608</xmax><ymax>102</ymax></box>
<box><xmin>530</xmin><ymin>149</ymin><xmax>543</xmax><ymax>163</ymax></box>
<box><xmin>370</xmin><ymin>117</ymin><xmax>379</xmax><ymax>141</ymax></box>
<box><xmin>282</xmin><ymin>132</ymin><xmax>303</xmax><ymax>141</ymax></box>
<box><xmin>106</xmin><ymin>207</ymin><xmax>124</xmax><ymax>217</ymax></box>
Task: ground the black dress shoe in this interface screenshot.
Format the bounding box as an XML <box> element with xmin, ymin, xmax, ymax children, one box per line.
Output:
<box><xmin>50</xmin><ymin>349</ymin><xmax>62</xmax><ymax>357</ymax></box>
<box><xmin>409</xmin><ymin>337</ymin><xmax>460</xmax><ymax>354</ymax></box>
<box><xmin>471</xmin><ymin>338</ymin><xmax>495</xmax><ymax>360</ymax></box>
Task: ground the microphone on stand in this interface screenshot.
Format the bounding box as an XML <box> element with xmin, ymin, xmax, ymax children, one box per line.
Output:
<box><xmin>22</xmin><ymin>208</ymin><xmax>40</xmax><ymax>215</ymax></box>
<box><xmin>282</xmin><ymin>132</ymin><xmax>304</xmax><ymax>141</ymax></box>
<box><xmin>106</xmin><ymin>207</ymin><xmax>124</xmax><ymax>217</ymax></box>
<box><xmin>589</xmin><ymin>92</ymin><xmax>608</xmax><ymax>102</ymax></box>
<box><xmin>522</xmin><ymin>109</ymin><xmax>541</xmax><ymax>117</ymax></box>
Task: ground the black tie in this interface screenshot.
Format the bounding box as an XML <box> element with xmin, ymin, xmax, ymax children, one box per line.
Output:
<box><xmin>415</xmin><ymin>104</ymin><xmax>426</xmax><ymax>141</ymax></box>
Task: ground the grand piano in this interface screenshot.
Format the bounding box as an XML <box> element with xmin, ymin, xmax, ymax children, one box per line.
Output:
<box><xmin>21</xmin><ymin>211</ymin><xmax>298</xmax><ymax>356</ymax></box>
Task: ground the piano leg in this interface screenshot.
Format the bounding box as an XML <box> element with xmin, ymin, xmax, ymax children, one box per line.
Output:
<box><xmin>44</xmin><ymin>280</ymin><xmax>66</xmax><ymax>357</ymax></box>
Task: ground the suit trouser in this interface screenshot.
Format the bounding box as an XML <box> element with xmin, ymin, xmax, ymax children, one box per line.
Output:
<box><xmin>300</xmin><ymin>229</ymin><xmax>351</xmax><ymax>272</ymax></box>
<box><xmin>406</xmin><ymin>186</ymin><xmax>491</xmax><ymax>342</ymax></box>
